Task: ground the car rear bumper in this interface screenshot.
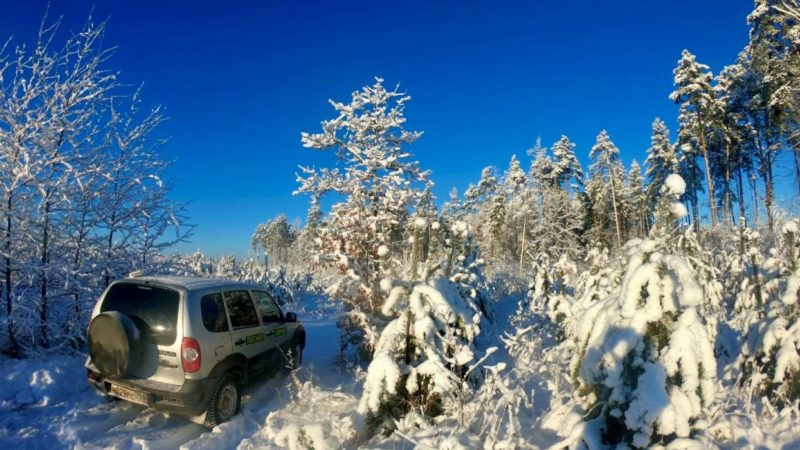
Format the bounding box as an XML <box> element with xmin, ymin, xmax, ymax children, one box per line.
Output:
<box><xmin>86</xmin><ymin>365</ymin><xmax>216</xmax><ymax>416</ymax></box>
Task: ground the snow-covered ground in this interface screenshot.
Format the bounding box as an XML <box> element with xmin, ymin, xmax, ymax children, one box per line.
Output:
<box><xmin>3</xmin><ymin>309</ymin><xmax>800</xmax><ymax>449</ymax></box>
<box><xmin>0</xmin><ymin>316</ymin><xmax>360</xmax><ymax>450</ymax></box>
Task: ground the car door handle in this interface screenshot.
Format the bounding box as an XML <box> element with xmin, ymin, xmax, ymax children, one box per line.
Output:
<box><xmin>234</xmin><ymin>338</ymin><xmax>245</xmax><ymax>346</ymax></box>
<box><xmin>265</xmin><ymin>330</ymin><xmax>274</xmax><ymax>336</ymax></box>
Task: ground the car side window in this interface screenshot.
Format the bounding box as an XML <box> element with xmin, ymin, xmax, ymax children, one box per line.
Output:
<box><xmin>223</xmin><ymin>290</ymin><xmax>260</xmax><ymax>329</ymax></box>
<box><xmin>252</xmin><ymin>291</ymin><xmax>282</xmax><ymax>323</ymax></box>
<box><xmin>201</xmin><ymin>292</ymin><xmax>229</xmax><ymax>332</ymax></box>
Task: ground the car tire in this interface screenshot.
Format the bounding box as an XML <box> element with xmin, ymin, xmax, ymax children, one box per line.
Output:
<box><xmin>204</xmin><ymin>374</ymin><xmax>241</xmax><ymax>428</ymax></box>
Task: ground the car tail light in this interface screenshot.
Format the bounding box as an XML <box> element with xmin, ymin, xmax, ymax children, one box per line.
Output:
<box><xmin>181</xmin><ymin>337</ymin><xmax>201</xmax><ymax>373</ymax></box>
<box><xmin>87</xmin><ymin>369</ymin><xmax>100</xmax><ymax>382</ymax></box>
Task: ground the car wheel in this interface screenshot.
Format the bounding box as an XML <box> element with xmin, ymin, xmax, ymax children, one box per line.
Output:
<box><xmin>281</xmin><ymin>340</ymin><xmax>303</xmax><ymax>373</ymax></box>
<box><xmin>290</xmin><ymin>341</ymin><xmax>303</xmax><ymax>369</ymax></box>
<box><xmin>204</xmin><ymin>374</ymin><xmax>240</xmax><ymax>428</ymax></box>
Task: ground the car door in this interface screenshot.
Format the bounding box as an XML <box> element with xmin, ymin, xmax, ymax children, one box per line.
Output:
<box><xmin>222</xmin><ymin>289</ymin><xmax>269</xmax><ymax>374</ymax></box>
<box><xmin>251</xmin><ymin>290</ymin><xmax>295</xmax><ymax>368</ymax></box>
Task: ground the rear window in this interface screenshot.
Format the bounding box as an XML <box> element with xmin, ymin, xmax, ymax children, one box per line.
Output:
<box><xmin>201</xmin><ymin>293</ymin><xmax>229</xmax><ymax>333</ymax></box>
<box><xmin>101</xmin><ymin>283</ymin><xmax>180</xmax><ymax>346</ymax></box>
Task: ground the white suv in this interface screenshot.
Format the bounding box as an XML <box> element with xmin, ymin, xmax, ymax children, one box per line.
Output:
<box><xmin>85</xmin><ymin>275</ymin><xmax>305</xmax><ymax>427</ymax></box>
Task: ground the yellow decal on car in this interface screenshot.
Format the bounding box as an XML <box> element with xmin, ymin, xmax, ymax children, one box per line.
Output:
<box><xmin>246</xmin><ymin>333</ymin><xmax>265</xmax><ymax>344</ymax></box>
<box><xmin>274</xmin><ymin>327</ymin><xmax>287</xmax><ymax>337</ymax></box>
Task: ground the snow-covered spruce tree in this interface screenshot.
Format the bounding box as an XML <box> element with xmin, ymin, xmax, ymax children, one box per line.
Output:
<box><xmin>734</xmin><ymin>224</ymin><xmax>770</xmax><ymax>321</ymax></box>
<box><xmin>566</xmin><ymin>247</ymin><xmax>622</xmax><ymax>342</ymax></box>
<box><xmin>358</xmin><ymin>219</ymin><xmax>487</xmax><ymax>434</ymax></box>
<box><xmin>737</xmin><ymin>218</ymin><xmax>800</xmax><ymax>413</ymax></box>
<box><xmin>297</xmin><ymin>78</ymin><xmax>431</xmax><ymax>356</ymax></box>
<box><xmin>358</xmin><ymin>219</ymin><xmax>482</xmax><ymax>432</ymax></box>
<box><xmin>644</xmin><ymin>118</ymin><xmax>679</xmax><ymax>217</ymax></box>
<box><xmin>565</xmin><ymin>174</ymin><xmax>717</xmax><ymax>449</ymax></box>
<box><xmin>526</xmin><ymin>253</ymin><xmax>577</xmax><ymax>334</ymax></box>
<box><xmin>485</xmin><ymin>191</ymin><xmax>507</xmax><ymax>259</ymax></box>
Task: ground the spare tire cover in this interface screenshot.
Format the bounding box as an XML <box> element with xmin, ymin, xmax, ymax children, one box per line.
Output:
<box><xmin>88</xmin><ymin>311</ymin><xmax>142</xmax><ymax>379</ymax></box>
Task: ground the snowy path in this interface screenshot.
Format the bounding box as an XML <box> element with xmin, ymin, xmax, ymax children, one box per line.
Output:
<box><xmin>0</xmin><ymin>318</ymin><xmax>347</xmax><ymax>450</ymax></box>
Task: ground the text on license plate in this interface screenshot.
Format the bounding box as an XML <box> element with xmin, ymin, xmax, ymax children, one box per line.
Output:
<box><xmin>109</xmin><ymin>384</ymin><xmax>149</xmax><ymax>406</ymax></box>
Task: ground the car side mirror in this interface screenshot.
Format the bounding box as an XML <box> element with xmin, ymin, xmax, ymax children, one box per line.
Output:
<box><xmin>285</xmin><ymin>312</ymin><xmax>297</xmax><ymax>322</ymax></box>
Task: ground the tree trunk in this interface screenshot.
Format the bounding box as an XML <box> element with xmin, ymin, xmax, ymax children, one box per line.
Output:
<box><xmin>609</xmin><ymin>173</ymin><xmax>623</xmax><ymax>249</ymax></box>
<box><xmin>519</xmin><ymin>218</ymin><xmax>526</xmax><ymax>271</ymax></box>
<box><xmin>104</xmin><ymin>212</ymin><xmax>116</xmax><ymax>287</ymax></box>
<box><xmin>699</xmin><ymin>126</ymin><xmax>718</xmax><ymax>229</ymax></box>
<box><xmin>723</xmin><ymin>141</ymin><xmax>733</xmax><ymax>226</ymax></box>
<box><xmin>763</xmin><ymin>151</ymin><xmax>775</xmax><ymax>234</ymax></box>
<box><xmin>4</xmin><ymin>194</ymin><xmax>17</xmax><ymax>356</ymax></box>
<box><xmin>749</xmin><ymin>173</ymin><xmax>760</xmax><ymax>228</ymax></box>
<box><xmin>793</xmin><ymin>142</ymin><xmax>800</xmax><ymax>199</ymax></box>
<box><xmin>736</xmin><ymin>168</ymin><xmax>746</xmax><ymax>227</ymax></box>
<box><xmin>751</xmin><ymin>253</ymin><xmax>764</xmax><ymax>310</ymax></box>
<box><xmin>404</xmin><ymin>309</ymin><xmax>412</xmax><ymax>365</ymax></box>
<box><xmin>39</xmin><ymin>198</ymin><xmax>50</xmax><ymax>349</ymax></box>
<box><xmin>762</xmin><ymin>110</ymin><xmax>775</xmax><ymax>234</ymax></box>
<box><xmin>737</xmin><ymin>222</ymin><xmax>746</xmax><ymax>257</ymax></box>
<box><xmin>73</xmin><ymin>228</ymin><xmax>84</xmax><ymax>316</ymax></box>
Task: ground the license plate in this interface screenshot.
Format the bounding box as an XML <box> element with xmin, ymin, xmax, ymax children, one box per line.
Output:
<box><xmin>109</xmin><ymin>384</ymin><xmax>149</xmax><ymax>406</ymax></box>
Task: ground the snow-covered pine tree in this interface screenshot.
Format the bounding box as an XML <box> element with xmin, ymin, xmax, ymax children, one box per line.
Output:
<box><xmin>566</xmin><ymin>174</ymin><xmax>717</xmax><ymax>449</ymax></box>
<box><xmin>464</xmin><ymin>166</ymin><xmax>498</xmax><ymax>216</ymax></box>
<box><xmin>297</xmin><ymin>78</ymin><xmax>431</xmax><ymax>354</ymax></box>
<box><xmin>627</xmin><ymin>161</ymin><xmax>648</xmax><ymax>239</ymax></box>
<box><xmin>524</xmin><ymin>144</ymin><xmax>585</xmax><ymax>262</ymax></box>
<box><xmin>746</xmin><ymin>0</ymin><xmax>799</xmax><ymax>227</ymax></box>
<box><xmin>714</xmin><ymin>63</ymin><xmax>751</xmax><ymax>227</ymax></box>
<box><xmin>503</xmin><ymin>154</ymin><xmax>527</xmax><ymax>196</ymax></box>
<box><xmin>500</xmin><ymin>155</ymin><xmax>528</xmax><ymax>260</ymax></box>
<box><xmin>551</xmin><ymin>135</ymin><xmax>585</xmax><ymax>193</ymax></box>
<box><xmin>285</xmin><ymin>208</ymin><xmax>320</xmax><ymax>271</ymax></box>
<box><xmin>588</xmin><ymin>130</ymin><xmax>627</xmax><ymax>249</ymax></box>
<box><xmin>251</xmin><ymin>214</ymin><xmax>297</xmax><ymax>269</ymax></box>
<box><xmin>530</xmin><ymin>142</ymin><xmax>557</xmax><ymax>188</ymax></box>
<box><xmin>671</xmin><ymin>50</ymin><xmax>720</xmax><ymax>229</ymax></box>
<box><xmin>486</xmin><ymin>193</ymin><xmax>507</xmax><ymax>258</ymax></box>
<box><xmin>444</xmin><ymin>187</ymin><xmax>466</xmax><ymax>220</ymax></box>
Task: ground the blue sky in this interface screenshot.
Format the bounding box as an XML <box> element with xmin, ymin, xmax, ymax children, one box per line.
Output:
<box><xmin>1</xmin><ymin>0</ymin><xmax>762</xmax><ymax>256</ymax></box>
